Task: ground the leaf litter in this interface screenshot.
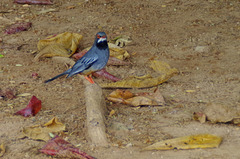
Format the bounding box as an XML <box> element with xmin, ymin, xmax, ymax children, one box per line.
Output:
<box><xmin>193</xmin><ymin>103</ymin><xmax>240</xmax><ymax>125</ymax></box>
<box><xmin>142</xmin><ymin>134</ymin><xmax>222</xmax><ymax>151</ymax></box>
<box><xmin>4</xmin><ymin>22</ymin><xmax>32</xmax><ymax>34</ymax></box>
<box><xmin>34</xmin><ymin>32</ymin><xmax>83</xmax><ymax>61</ymax></box>
<box><xmin>15</xmin><ymin>96</ymin><xmax>42</xmax><ymax>117</ymax></box>
<box><xmin>107</xmin><ymin>88</ymin><xmax>165</xmax><ymax>107</ymax></box>
<box><xmin>21</xmin><ymin>117</ymin><xmax>65</xmax><ymax>141</ymax></box>
<box><xmin>39</xmin><ymin>136</ymin><xmax>96</xmax><ymax>159</ymax></box>
<box><xmin>101</xmin><ymin>60</ymin><xmax>178</xmax><ymax>88</ymax></box>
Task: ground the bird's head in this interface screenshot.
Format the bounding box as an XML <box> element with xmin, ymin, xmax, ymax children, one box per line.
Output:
<box><xmin>95</xmin><ymin>32</ymin><xmax>108</xmax><ymax>48</ymax></box>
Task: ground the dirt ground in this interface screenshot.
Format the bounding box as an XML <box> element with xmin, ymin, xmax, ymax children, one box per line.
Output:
<box><xmin>0</xmin><ymin>0</ymin><xmax>240</xmax><ymax>158</ymax></box>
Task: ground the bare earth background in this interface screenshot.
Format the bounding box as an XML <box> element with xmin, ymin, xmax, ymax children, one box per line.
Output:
<box><xmin>0</xmin><ymin>0</ymin><xmax>240</xmax><ymax>158</ymax></box>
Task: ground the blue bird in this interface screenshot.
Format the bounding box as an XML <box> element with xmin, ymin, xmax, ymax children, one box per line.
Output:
<box><xmin>44</xmin><ymin>32</ymin><xmax>109</xmax><ymax>84</ymax></box>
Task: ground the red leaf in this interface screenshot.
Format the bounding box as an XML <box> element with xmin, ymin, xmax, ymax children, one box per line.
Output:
<box><xmin>14</xmin><ymin>0</ymin><xmax>53</xmax><ymax>5</ymax></box>
<box><xmin>15</xmin><ymin>96</ymin><xmax>41</xmax><ymax>117</ymax></box>
<box><xmin>93</xmin><ymin>68</ymin><xmax>121</xmax><ymax>82</ymax></box>
<box><xmin>32</xmin><ymin>72</ymin><xmax>39</xmax><ymax>79</ymax></box>
<box><xmin>39</xmin><ymin>136</ymin><xmax>95</xmax><ymax>159</ymax></box>
<box><xmin>107</xmin><ymin>56</ymin><xmax>131</xmax><ymax>66</ymax></box>
<box><xmin>72</xmin><ymin>49</ymin><xmax>88</xmax><ymax>60</ymax></box>
<box><xmin>5</xmin><ymin>22</ymin><xmax>32</xmax><ymax>34</ymax></box>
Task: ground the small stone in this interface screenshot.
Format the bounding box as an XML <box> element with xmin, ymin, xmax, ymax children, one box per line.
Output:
<box><xmin>22</xmin><ymin>4</ymin><xmax>30</xmax><ymax>7</ymax></box>
<box><xmin>194</xmin><ymin>46</ymin><xmax>210</xmax><ymax>53</ymax></box>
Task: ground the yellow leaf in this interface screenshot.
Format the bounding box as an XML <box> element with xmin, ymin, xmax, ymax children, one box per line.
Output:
<box><xmin>101</xmin><ymin>60</ymin><xmax>178</xmax><ymax>88</ymax></box>
<box><xmin>142</xmin><ymin>134</ymin><xmax>222</xmax><ymax>151</ymax></box>
<box><xmin>0</xmin><ymin>143</ymin><xmax>6</xmax><ymax>157</ymax></box>
<box><xmin>186</xmin><ymin>90</ymin><xmax>196</xmax><ymax>93</ymax></box>
<box><xmin>34</xmin><ymin>32</ymin><xmax>83</xmax><ymax>61</ymax></box>
<box><xmin>108</xmin><ymin>43</ymin><xmax>130</xmax><ymax>60</ymax></box>
<box><xmin>109</xmin><ymin>110</ymin><xmax>116</xmax><ymax>117</ymax></box>
<box><xmin>22</xmin><ymin>117</ymin><xmax>65</xmax><ymax>141</ymax></box>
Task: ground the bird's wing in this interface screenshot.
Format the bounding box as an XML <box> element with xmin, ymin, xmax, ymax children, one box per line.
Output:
<box><xmin>68</xmin><ymin>55</ymin><xmax>98</xmax><ymax>77</ymax></box>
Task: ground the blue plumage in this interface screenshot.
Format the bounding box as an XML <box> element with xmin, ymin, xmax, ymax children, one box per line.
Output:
<box><xmin>44</xmin><ymin>32</ymin><xmax>109</xmax><ymax>83</ymax></box>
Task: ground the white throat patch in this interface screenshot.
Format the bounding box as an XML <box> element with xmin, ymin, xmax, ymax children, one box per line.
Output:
<box><xmin>97</xmin><ymin>38</ymin><xmax>107</xmax><ymax>43</ymax></box>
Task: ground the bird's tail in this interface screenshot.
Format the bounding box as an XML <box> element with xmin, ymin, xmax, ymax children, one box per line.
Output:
<box><xmin>44</xmin><ymin>69</ymin><xmax>71</xmax><ymax>83</ymax></box>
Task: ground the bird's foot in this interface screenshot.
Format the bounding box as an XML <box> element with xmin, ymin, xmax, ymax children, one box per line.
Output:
<box><xmin>84</xmin><ymin>75</ymin><xmax>95</xmax><ymax>84</ymax></box>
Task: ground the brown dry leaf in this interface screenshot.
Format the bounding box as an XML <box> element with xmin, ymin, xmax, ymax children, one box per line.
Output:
<box><xmin>125</xmin><ymin>96</ymin><xmax>158</xmax><ymax>106</ymax></box>
<box><xmin>22</xmin><ymin>117</ymin><xmax>65</xmax><ymax>141</ymax></box>
<box><xmin>0</xmin><ymin>143</ymin><xmax>6</xmax><ymax>157</ymax></box>
<box><xmin>107</xmin><ymin>89</ymin><xmax>165</xmax><ymax>107</ymax></box>
<box><xmin>193</xmin><ymin>112</ymin><xmax>207</xmax><ymax>123</ymax></box>
<box><xmin>142</xmin><ymin>134</ymin><xmax>222</xmax><ymax>151</ymax></box>
<box><xmin>34</xmin><ymin>32</ymin><xmax>83</xmax><ymax>61</ymax></box>
<box><xmin>204</xmin><ymin>103</ymin><xmax>240</xmax><ymax>124</ymax></box>
<box><xmin>108</xmin><ymin>89</ymin><xmax>134</xmax><ymax>99</ymax></box>
<box><xmin>108</xmin><ymin>43</ymin><xmax>130</xmax><ymax>60</ymax></box>
<box><xmin>149</xmin><ymin>88</ymin><xmax>166</xmax><ymax>105</ymax></box>
<box><xmin>101</xmin><ymin>60</ymin><xmax>178</xmax><ymax>88</ymax></box>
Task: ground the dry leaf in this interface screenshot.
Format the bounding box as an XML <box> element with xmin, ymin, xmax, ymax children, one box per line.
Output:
<box><xmin>108</xmin><ymin>89</ymin><xmax>134</xmax><ymax>99</ymax></box>
<box><xmin>34</xmin><ymin>32</ymin><xmax>83</xmax><ymax>61</ymax></box>
<box><xmin>125</xmin><ymin>96</ymin><xmax>158</xmax><ymax>106</ymax></box>
<box><xmin>22</xmin><ymin>117</ymin><xmax>65</xmax><ymax>141</ymax></box>
<box><xmin>17</xmin><ymin>93</ymin><xmax>31</xmax><ymax>97</ymax></box>
<box><xmin>0</xmin><ymin>143</ymin><xmax>6</xmax><ymax>157</ymax></box>
<box><xmin>101</xmin><ymin>60</ymin><xmax>178</xmax><ymax>88</ymax></box>
<box><xmin>40</xmin><ymin>136</ymin><xmax>95</xmax><ymax>159</ymax></box>
<box><xmin>108</xmin><ymin>43</ymin><xmax>130</xmax><ymax>60</ymax></box>
<box><xmin>114</xmin><ymin>35</ymin><xmax>132</xmax><ymax>47</ymax></box>
<box><xmin>15</xmin><ymin>96</ymin><xmax>42</xmax><ymax>117</ymax></box>
<box><xmin>193</xmin><ymin>112</ymin><xmax>206</xmax><ymax>123</ymax></box>
<box><xmin>142</xmin><ymin>134</ymin><xmax>222</xmax><ymax>151</ymax></box>
<box><xmin>5</xmin><ymin>22</ymin><xmax>32</xmax><ymax>34</ymax></box>
<box><xmin>92</xmin><ymin>68</ymin><xmax>121</xmax><ymax>82</ymax></box>
<box><xmin>186</xmin><ymin>90</ymin><xmax>196</xmax><ymax>93</ymax></box>
<box><xmin>109</xmin><ymin>110</ymin><xmax>116</xmax><ymax>117</ymax></box>
<box><xmin>204</xmin><ymin>103</ymin><xmax>240</xmax><ymax>124</ymax></box>
<box><xmin>107</xmin><ymin>89</ymin><xmax>165</xmax><ymax>107</ymax></box>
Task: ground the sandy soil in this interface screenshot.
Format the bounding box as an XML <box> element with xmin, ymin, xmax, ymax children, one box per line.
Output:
<box><xmin>0</xmin><ymin>0</ymin><xmax>240</xmax><ymax>158</ymax></box>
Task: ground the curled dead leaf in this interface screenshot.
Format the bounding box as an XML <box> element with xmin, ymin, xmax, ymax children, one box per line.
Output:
<box><xmin>109</xmin><ymin>89</ymin><xmax>134</xmax><ymax>99</ymax></box>
<box><xmin>107</xmin><ymin>89</ymin><xmax>165</xmax><ymax>107</ymax></box>
<box><xmin>34</xmin><ymin>32</ymin><xmax>83</xmax><ymax>61</ymax></box>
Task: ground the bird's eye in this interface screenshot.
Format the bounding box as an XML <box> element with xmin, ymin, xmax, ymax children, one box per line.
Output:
<box><xmin>101</xmin><ymin>35</ymin><xmax>106</xmax><ymax>38</ymax></box>
<box><xmin>97</xmin><ymin>35</ymin><xmax>101</xmax><ymax>39</ymax></box>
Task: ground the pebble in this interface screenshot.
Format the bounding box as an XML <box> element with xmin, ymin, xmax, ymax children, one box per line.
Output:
<box><xmin>194</xmin><ymin>46</ymin><xmax>210</xmax><ymax>53</ymax></box>
<box><xmin>16</xmin><ymin>64</ymin><xmax>23</xmax><ymax>67</ymax></box>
